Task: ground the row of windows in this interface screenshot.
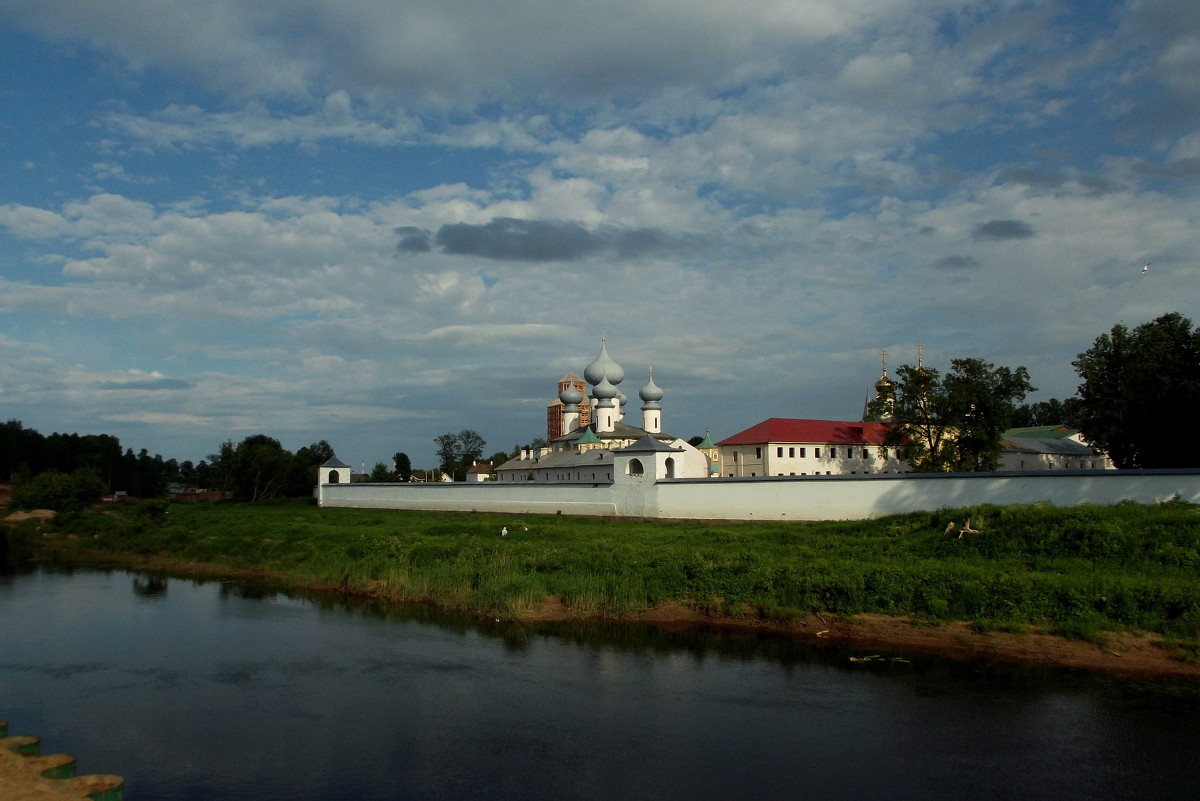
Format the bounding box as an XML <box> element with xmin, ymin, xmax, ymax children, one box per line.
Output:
<box><xmin>748</xmin><ymin>446</ymin><xmax>879</xmax><ymax>459</ymax></box>
<box><xmin>1019</xmin><ymin>460</ymin><xmax>1105</xmax><ymax>470</ymax></box>
<box><xmin>725</xmin><ymin>471</ymin><xmax>907</xmax><ymax>477</ymax></box>
<box><xmin>500</xmin><ymin>472</ymin><xmax>611</xmax><ymax>481</ymax></box>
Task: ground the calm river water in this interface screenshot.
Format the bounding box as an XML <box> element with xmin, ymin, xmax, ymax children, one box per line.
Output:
<box><xmin>1</xmin><ymin>565</ymin><xmax>1198</xmax><ymax>800</ymax></box>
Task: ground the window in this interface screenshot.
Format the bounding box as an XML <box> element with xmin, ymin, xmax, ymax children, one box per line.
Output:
<box><xmin>755</xmin><ymin>447</ymin><xmax>762</xmax><ymax>458</ymax></box>
<box><xmin>814</xmin><ymin>448</ymin><xmax>821</xmax><ymax>458</ymax></box>
<box><xmin>862</xmin><ymin>448</ymin><xmax>870</xmax><ymax>459</ymax></box>
<box><xmin>830</xmin><ymin>447</ymin><xmax>837</xmax><ymax>458</ymax></box>
<box><xmin>799</xmin><ymin>447</ymin><xmax>806</xmax><ymax>457</ymax></box>
<box><xmin>777</xmin><ymin>447</ymin><xmax>783</xmax><ymax>457</ymax></box>
<box><xmin>789</xmin><ymin>447</ymin><xmax>795</xmax><ymax>457</ymax></box>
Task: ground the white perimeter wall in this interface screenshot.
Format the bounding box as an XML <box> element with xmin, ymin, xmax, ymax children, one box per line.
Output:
<box><xmin>318</xmin><ymin>470</ymin><xmax>1200</xmax><ymax>521</ymax></box>
<box><xmin>318</xmin><ymin>482</ymin><xmax>622</xmax><ymax>517</ymax></box>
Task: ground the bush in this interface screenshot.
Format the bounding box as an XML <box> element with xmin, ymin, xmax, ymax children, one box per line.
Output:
<box><xmin>9</xmin><ymin>469</ymin><xmax>107</xmax><ymax>512</ymax></box>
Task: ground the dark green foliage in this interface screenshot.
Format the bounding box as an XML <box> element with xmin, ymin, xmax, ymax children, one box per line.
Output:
<box><xmin>1073</xmin><ymin>312</ymin><xmax>1200</xmax><ymax>468</ymax></box>
<box><xmin>1</xmin><ymin>420</ymin><xmax>180</xmax><ymax>494</ymax></box>
<box><xmin>207</xmin><ymin>435</ymin><xmax>332</xmax><ymax>500</ymax></box>
<box><xmin>393</xmin><ymin>452</ymin><xmax>413</xmax><ymax>482</ymax></box>
<box><xmin>9</xmin><ymin>468</ymin><xmax>108</xmax><ymax>512</ymax></box>
<box><xmin>35</xmin><ymin>499</ymin><xmax>1200</xmax><ymax>654</ymax></box>
<box><xmin>1010</xmin><ymin>397</ymin><xmax>1083</xmax><ymax>429</ymax></box>
<box><xmin>871</xmin><ymin>358</ymin><xmax>1034</xmax><ymax>471</ymax></box>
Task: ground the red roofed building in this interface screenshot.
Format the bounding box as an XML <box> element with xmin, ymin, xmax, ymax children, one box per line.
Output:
<box><xmin>715</xmin><ymin>418</ymin><xmax>910</xmax><ymax>477</ymax></box>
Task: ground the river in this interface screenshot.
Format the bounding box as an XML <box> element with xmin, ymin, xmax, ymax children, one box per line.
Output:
<box><xmin>1</xmin><ymin>565</ymin><xmax>1198</xmax><ymax>800</ymax></box>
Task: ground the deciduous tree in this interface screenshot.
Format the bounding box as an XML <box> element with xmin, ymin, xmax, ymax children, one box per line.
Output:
<box><xmin>1010</xmin><ymin>397</ymin><xmax>1083</xmax><ymax>429</ymax></box>
<box><xmin>433</xmin><ymin>430</ymin><xmax>489</xmax><ymax>480</ymax></box>
<box><xmin>1072</xmin><ymin>312</ymin><xmax>1200</xmax><ymax>468</ymax></box>
<box><xmin>393</xmin><ymin>452</ymin><xmax>413</xmax><ymax>481</ymax></box>
<box><xmin>872</xmin><ymin>358</ymin><xmax>1034</xmax><ymax>472</ymax></box>
<box><xmin>10</xmin><ymin>468</ymin><xmax>107</xmax><ymax>512</ymax></box>
<box><xmin>434</xmin><ymin>433</ymin><xmax>461</xmax><ymax>475</ymax></box>
<box><xmin>219</xmin><ymin>434</ymin><xmax>294</xmax><ymax>501</ymax></box>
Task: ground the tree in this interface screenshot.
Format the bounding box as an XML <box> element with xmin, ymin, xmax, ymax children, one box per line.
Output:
<box><xmin>485</xmin><ymin>450</ymin><xmax>511</xmax><ymax>469</ymax></box>
<box><xmin>393</xmin><ymin>452</ymin><xmax>413</xmax><ymax>482</ymax></box>
<box><xmin>942</xmin><ymin>358</ymin><xmax>1036</xmax><ymax>471</ymax></box>
<box><xmin>1072</xmin><ymin>312</ymin><xmax>1200</xmax><ymax>468</ymax></box>
<box><xmin>872</xmin><ymin>357</ymin><xmax>1034</xmax><ymax>472</ymax></box>
<box><xmin>457</xmin><ymin>429</ymin><xmax>486</xmax><ymax>464</ymax></box>
<box><xmin>289</xmin><ymin>441</ymin><xmax>335</xmax><ymax>495</ymax></box>
<box><xmin>433</xmin><ymin>430</ymin><xmax>489</xmax><ymax>480</ymax></box>
<box><xmin>207</xmin><ymin>441</ymin><xmax>235</xmax><ymax>492</ymax></box>
<box><xmin>10</xmin><ymin>468</ymin><xmax>107</xmax><ymax>512</ymax></box>
<box><xmin>0</xmin><ymin>419</ymin><xmax>42</xmax><ymax>481</ymax></box>
<box><xmin>434</xmin><ymin>433</ymin><xmax>461</xmax><ymax>475</ymax></box>
<box><xmin>222</xmin><ymin>434</ymin><xmax>294</xmax><ymax>501</ymax></box>
<box><xmin>1010</xmin><ymin>397</ymin><xmax>1083</xmax><ymax>429</ymax></box>
<box><xmin>368</xmin><ymin>462</ymin><xmax>394</xmax><ymax>482</ymax></box>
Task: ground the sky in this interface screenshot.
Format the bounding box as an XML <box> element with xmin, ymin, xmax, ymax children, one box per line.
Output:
<box><xmin>1</xmin><ymin>0</ymin><xmax>1198</xmax><ymax>472</ymax></box>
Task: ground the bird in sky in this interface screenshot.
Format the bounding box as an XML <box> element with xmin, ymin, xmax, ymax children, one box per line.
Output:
<box><xmin>1142</xmin><ymin>262</ymin><xmax>1150</xmax><ymax>274</ymax></box>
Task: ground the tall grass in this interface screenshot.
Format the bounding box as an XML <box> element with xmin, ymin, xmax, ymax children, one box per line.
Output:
<box><xmin>18</xmin><ymin>498</ymin><xmax>1200</xmax><ymax>653</ymax></box>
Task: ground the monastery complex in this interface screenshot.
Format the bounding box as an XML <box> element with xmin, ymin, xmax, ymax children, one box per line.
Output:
<box><xmin>316</xmin><ymin>340</ymin><xmax>1199</xmax><ymax>520</ymax></box>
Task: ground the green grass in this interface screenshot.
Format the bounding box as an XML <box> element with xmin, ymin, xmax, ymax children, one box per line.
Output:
<box><xmin>14</xmin><ymin>497</ymin><xmax>1200</xmax><ymax>655</ymax></box>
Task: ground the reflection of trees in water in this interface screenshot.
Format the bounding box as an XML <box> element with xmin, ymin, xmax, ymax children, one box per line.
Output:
<box><xmin>219</xmin><ymin>583</ymin><xmax>278</xmax><ymax>601</ymax></box>
<box><xmin>132</xmin><ymin>575</ymin><xmax>169</xmax><ymax>597</ymax></box>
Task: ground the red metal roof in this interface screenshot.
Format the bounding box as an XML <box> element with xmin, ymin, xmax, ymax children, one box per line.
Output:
<box><xmin>716</xmin><ymin>418</ymin><xmax>894</xmax><ymax>446</ymax></box>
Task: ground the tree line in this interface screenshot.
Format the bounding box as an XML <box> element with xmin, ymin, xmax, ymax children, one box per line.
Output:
<box><xmin>2</xmin><ymin>425</ymin><xmax>337</xmax><ymax>511</ymax></box>
<box><xmin>1</xmin><ymin>421</ymin><xmax>189</xmax><ymax>497</ymax></box>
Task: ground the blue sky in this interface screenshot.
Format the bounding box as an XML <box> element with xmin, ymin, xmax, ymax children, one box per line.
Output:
<box><xmin>1</xmin><ymin>0</ymin><xmax>1197</xmax><ymax>471</ymax></box>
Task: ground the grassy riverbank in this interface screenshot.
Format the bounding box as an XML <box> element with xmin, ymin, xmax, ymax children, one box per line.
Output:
<box><xmin>10</xmin><ymin>497</ymin><xmax>1200</xmax><ymax>664</ymax></box>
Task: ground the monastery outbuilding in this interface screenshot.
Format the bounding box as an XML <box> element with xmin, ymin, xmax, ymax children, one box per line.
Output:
<box><xmin>716</xmin><ymin>418</ymin><xmax>910</xmax><ymax>477</ymax></box>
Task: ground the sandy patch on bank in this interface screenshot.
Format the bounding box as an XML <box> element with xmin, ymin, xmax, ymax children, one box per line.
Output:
<box><xmin>2</xmin><ymin>509</ymin><xmax>56</xmax><ymax>525</ymax></box>
<box><xmin>0</xmin><ymin>748</ymin><xmax>122</xmax><ymax>801</ymax></box>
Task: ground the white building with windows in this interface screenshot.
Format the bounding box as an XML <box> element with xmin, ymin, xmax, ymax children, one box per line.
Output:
<box><xmin>715</xmin><ymin>418</ymin><xmax>910</xmax><ymax>477</ymax></box>
<box><xmin>1000</xmin><ymin>426</ymin><xmax>1113</xmax><ymax>471</ymax></box>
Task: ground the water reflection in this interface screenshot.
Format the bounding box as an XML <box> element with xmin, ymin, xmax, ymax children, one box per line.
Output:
<box><xmin>1</xmin><ymin>566</ymin><xmax>1197</xmax><ymax>801</ymax></box>
<box><xmin>132</xmin><ymin>575</ymin><xmax>168</xmax><ymax>597</ymax></box>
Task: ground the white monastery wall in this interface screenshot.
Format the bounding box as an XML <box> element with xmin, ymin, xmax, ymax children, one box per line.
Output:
<box><xmin>318</xmin><ymin>481</ymin><xmax>621</xmax><ymax>517</ymax></box>
<box><xmin>319</xmin><ymin>470</ymin><xmax>1200</xmax><ymax>521</ymax></box>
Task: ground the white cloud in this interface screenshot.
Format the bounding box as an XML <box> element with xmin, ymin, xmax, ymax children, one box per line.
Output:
<box><xmin>837</xmin><ymin>52</ymin><xmax>916</xmax><ymax>99</ymax></box>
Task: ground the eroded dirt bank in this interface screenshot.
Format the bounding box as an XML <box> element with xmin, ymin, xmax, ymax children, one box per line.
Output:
<box><xmin>521</xmin><ymin>595</ymin><xmax>1198</xmax><ymax>680</ymax></box>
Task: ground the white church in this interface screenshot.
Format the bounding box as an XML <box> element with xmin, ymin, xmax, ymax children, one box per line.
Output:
<box><xmin>493</xmin><ymin>339</ymin><xmax>711</xmax><ymax>483</ymax></box>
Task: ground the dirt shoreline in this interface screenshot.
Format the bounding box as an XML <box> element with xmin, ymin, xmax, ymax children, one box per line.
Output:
<box><xmin>58</xmin><ymin>553</ymin><xmax>1200</xmax><ymax>681</ymax></box>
